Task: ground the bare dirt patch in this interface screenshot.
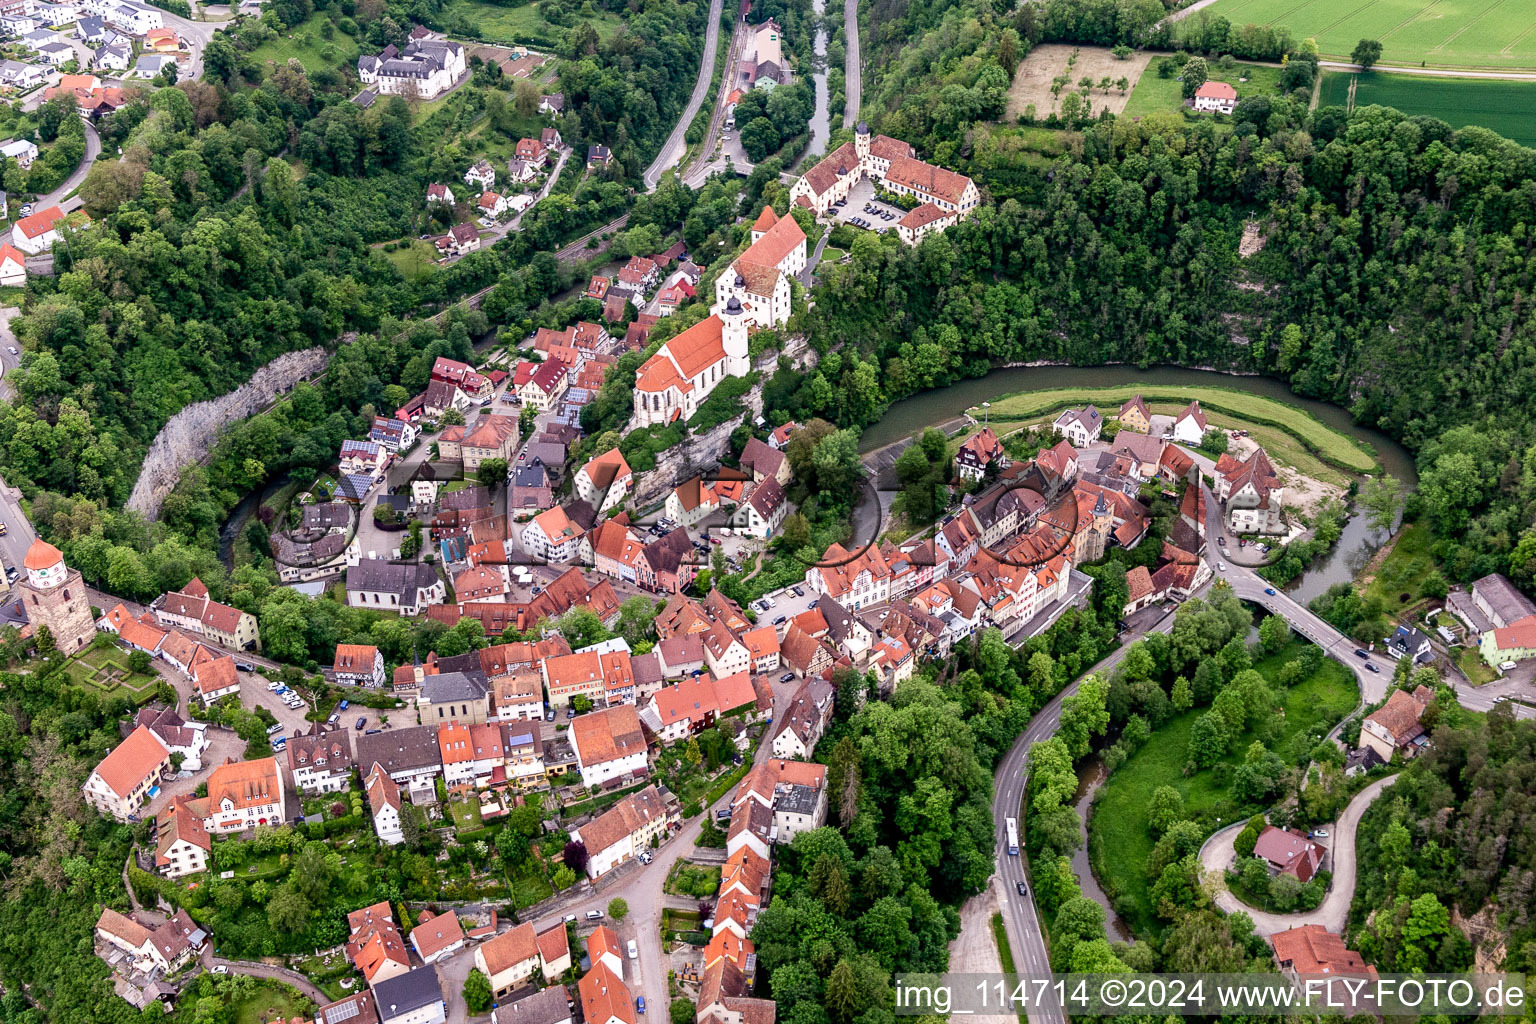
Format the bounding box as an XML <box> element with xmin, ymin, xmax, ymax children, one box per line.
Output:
<box><xmin>1006</xmin><ymin>43</ymin><xmax>1152</xmax><ymax>120</ymax></box>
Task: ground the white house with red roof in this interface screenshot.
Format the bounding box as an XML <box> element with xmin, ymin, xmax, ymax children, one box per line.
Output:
<box><xmin>1171</xmin><ymin>400</ymin><xmax>1208</xmax><ymax>444</ymax></box>
<box><xmin>1193</xmin><ymin>80</ymin><xmax>1237</xmax><ymax>114</ymax></box>
<box><xmin>11</xmin><ymin>205</ymin><xmax>68</xmax><ymax>255</ymax></box>
<box><xmin>710</xmin><ymin>206</ymin><xmax>806</xmax><ymax>329</ymax></box>
<box><xmin>791</xmin><ymin>122</ymin><xmax>978</xmax><ymax>223</ymax></box>
<box><xmin>426</xmin><ymin>182</ymin><xmax>455</xmax><ymax>206</ymax></box>
<box><xmin>0</xmin><ymin>242</ymin><xmax>25</xmax><ymax>285</ymax></box>
<box><xmin>631</xmin><ymin>299</ymin><xmax>749</xmax><ymax>428</ymax></box>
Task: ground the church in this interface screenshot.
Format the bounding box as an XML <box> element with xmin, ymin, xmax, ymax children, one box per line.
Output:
<box><xmin>631</xmin><ymin>298</ymin><xmax>751</xmax><ymax>428</ymax></box>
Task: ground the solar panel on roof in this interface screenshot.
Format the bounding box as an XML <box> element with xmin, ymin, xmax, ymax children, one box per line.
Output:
<box><xmin>325</xmin><ymin>998</ymin><xmax>361</xmax><ymax>1023</ymax></box>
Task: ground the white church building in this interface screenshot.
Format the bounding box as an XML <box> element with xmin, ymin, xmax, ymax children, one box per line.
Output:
<box><xmin>631</xmin><ymin>298</ymin><xmax>751</xmax><ymax>429</ymax></box>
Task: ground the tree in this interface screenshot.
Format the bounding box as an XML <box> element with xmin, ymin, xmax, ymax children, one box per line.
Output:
<box><xmin>463</xmin><ymin>970</ymin><xmax>493</xmax><ymax>1014</ymax></box>
<box><xmin>266</xmin><ymin>883</ymin><xmax>310</xmax><ymax>933</ymax></box>
<box><xmin>1058</xmin><ymin>675</ymin><xmax>1109</xmax><ymax>758</ymax></box>
<box><xmin>1360</xmin><ymin>475</ymin><xmax>1406</xmax><ymax>533</ymax></box>
<box><xmin>1171</xmin><ymin>675</ymin><xmax>1193</xmax><ymax>712</ymax></box>
<box><xmin>1187</xmin><ymin>711</ymin><xmax>1228</xmax><ymax>769</ymax></box>
<box><xmin>1257</xmin><ymin>615</ymin><xmax>1290</xmax><ymax>655</ymax></box>
<box><xmin>1351</xmin><ymin>39</ymin><xmax>1382</xmax><ymax>70</ymax></box>
<box><xmin>1147</xmin><ymin>786</ymin><xmax>1184</xmax><ymax>835</ymax></box>
<box><xmin>608</xmin><ymin>897</ymin><xmax>629</xmax><ymax>921</ymax></box>
<box><xmin>477</xmin><ymin>458</ymin><xmax>508</xmax><ymax>489</ymax></box>
<box><xmin>1181</xmin><ymin>56</ymin><xmax>1209</xmax><ymax>98</ymax></box>
<box><xmin>563</xmin><ymin>840</ymin><xmax>589</xmax><ymax>874</ymax></box>
<box><xmin>128</xmin><ymin>650</ymin><xmax>152</xmax><ymax>673</ymax></box>
<box><xmin>670</xmin><ymin>999</ymin><xmax>696</xmax><ymax>1024</ymax></box>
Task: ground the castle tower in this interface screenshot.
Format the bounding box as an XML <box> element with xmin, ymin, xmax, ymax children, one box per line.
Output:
<box><xmin>854</xmin><ymin>120</ymin><xmax>871</xmax><ymax>168</ymax></box>
<box><xmin>19</xmin><ymin>538</ymin><xmax>96</xmax><ymax>653</ymax></box>
<box><xmin>721</xmin><ymin>298</ymin><xmax>749</xmax><ymax>377</ymax></box>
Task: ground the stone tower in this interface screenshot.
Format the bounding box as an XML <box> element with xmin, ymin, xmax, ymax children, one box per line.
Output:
<box><xmin>854</xmin><ymin>120</ymin><xmax>871</xmax><ymax>169</ymax></box>
<box><xmin>721</xmin><ymin>298</ymin><xmax>749</xmax><ymax>378</ymax></box>
<box><xmin>19</xmin><ymin>538</ymin><xmax>95</xmax><ymax>653</ymax></box>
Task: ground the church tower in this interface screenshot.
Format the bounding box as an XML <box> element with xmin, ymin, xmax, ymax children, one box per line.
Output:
<box><xmin>721</xmin><ymin>298</ymin><xmax>750</xmax><ymax>378</ymax></box>
<box><xmin>19</xmin><ymin>539</ymin><xmax>96</xmax><ymax>653</ymax></box>
<box><xmin>854</xmin><ymin>120</ymin><xmax>871</xmax><ymax>170</ymax></box>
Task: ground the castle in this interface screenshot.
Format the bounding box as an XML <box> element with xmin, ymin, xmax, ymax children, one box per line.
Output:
<box><xmin>18</xmin><ymin>538</ymin><xmax>96</xmax><ymax>653</ymax></box>
<box><xmin>790</xmin><ymin>122</ymin><xmax>980</xmax><ymax>230</ymax></box>
<box><xmin>710</xmin><ymin>205</ymin><xmax>807</xmax><ymax>330</ymax></box>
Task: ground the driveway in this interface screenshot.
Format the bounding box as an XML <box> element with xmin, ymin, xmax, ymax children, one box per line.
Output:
<box><xmin>1198</xmin><ymin>773</ymin><xmax>1400</xmax><ymax>936</ymax></box>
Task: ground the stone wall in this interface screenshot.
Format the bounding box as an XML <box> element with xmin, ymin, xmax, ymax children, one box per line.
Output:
<box><xmin>631</xmin><ymin>384</ymin><xmax>765</xmax><ymax>510</ymax></box>
<box><xmin>126</xmin><ymin>347</ymin><xmax>333</xmax><ymax>520</ymax></box>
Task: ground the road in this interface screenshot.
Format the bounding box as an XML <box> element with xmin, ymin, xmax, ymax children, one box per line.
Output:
<box><xmin>678</xmin><ymin>14</ymin><xmax>748</xmax><ymax>185</ymax></box>
<box><xmin>992</xmin><ymin>604</ymin><xmax>1183</xmax><ymax>1022</ymax></box>
<box><xmin>842</xmin><ymin>0</ymin><xmax>860</xmax><ymax>126</ymax></box>
<box><xmin>642</xmin><ymin>0</ymin><xmax>728</xmax><ymax>189</ymax></box>
<box><xmin>1199</xmin><ymin>773</ymin><xmax>1400</xmax><ymax>935</ymax></box>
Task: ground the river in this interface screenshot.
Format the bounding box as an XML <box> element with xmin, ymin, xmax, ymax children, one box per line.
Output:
<box><xmin>1072</xmin><ymin>756</ymin><xmax>1132</xmax><ymax>941</ymax></box>
<box><xmin>803</xmin><ymin>0</ymin><xmax>830</xmax><ymax>163</ymax></box>
<box><xmin>857</xmin><ymin>364</ymin><xmax>1419</xmax><ymax>600</ymax></box>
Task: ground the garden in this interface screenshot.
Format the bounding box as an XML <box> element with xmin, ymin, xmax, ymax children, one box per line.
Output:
<box><xmin>65</xmin><ymin>642</ymin><xmax>162</xmax><ymax>702</ymax></box>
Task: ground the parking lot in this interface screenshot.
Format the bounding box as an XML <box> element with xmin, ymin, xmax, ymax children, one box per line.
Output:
<box><xmin>830</xmin><ymin>179</ymin><xmax>902</xmax><ymax>233</ymax></box>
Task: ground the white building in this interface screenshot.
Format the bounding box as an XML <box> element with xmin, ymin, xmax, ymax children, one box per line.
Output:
<box><xmin>1052</xmin><ymin>405</ymin><xmax>1102</xmax><ymax>447</ymax></box>
<box><xmin>358</xmin><ymin>38</ymin><xmax>465</xmax><ymax>100</ymax></box>
<box><xmin>201</xmin><ymin>757</ymin><xmax>287</xmax><ymax>834</ymax></box>
<box><xmin>790</xmin><ymin>122</ymin><xmax>979</xmax><ymax>223</ymax></box>
<box><xmin>710</xmin><ymin>206</ymin><xmax>806</xmax><ymax>329</ymax></box>
<box><xmin>1193</xmin><ymin>80</ymin><xmax>1237</xmax><ymax>114</ymax></box>
<box><xmin>568</xmin><ymin>705</ymin><xmax>648</xmax><ymax>789</ymax></box>
<box><xmin>12</xmin><ymin>205</ymin><xmax>66</xmax><ymax>255</ymax></box>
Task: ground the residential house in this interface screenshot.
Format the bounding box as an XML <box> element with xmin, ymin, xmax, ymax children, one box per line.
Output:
<box><xmin>955</xmin><ymin>427</ymin><xmax>1005</xmax><ymax>481</ymax></box>
<box><xmin>95</xmin><ymin>908</ymin><xmax>205</xmax><ymax>973</ymax></box>
<box><xmin>535</xmin><ymin>923</ymin><xmax>571</xmax><ymax>980</ymax></box>
<box><xmin>666</xmin><ymin>476</ymin><xmax>720</xmax><ymax>528</ymax></box>
<box><xmin>1118</xmin><ymin>395</ymin><xmax>1152</xmax><ymax>433</ymax></box>
<box><xmin>1215</xmin><ymin>449</ymin><xmax>1285</xmax><ymax>534</ymax></box>
<box><xmin>735</xmin><ymin>758</ymin><xmax>828</xmax><ymax>842</ymax></box>
<box><xmin>12</xmin><ymin>205</ymin><xmax>68</xmax><ymax>255</ymax></box>
<box><xmin>474</xmin><ymin>922</ymin><xmax>541</xmax><ymax>997</ymax></box>
<box><xmin>373</xmin><ymin>966</ymin><xmax>447</xmax><ymax>1024</ymax></box>
<box><xmin>370</xmin><ymin>416</ymin><xmax>419</xmax><ymax>452</ymax></box>
<box><xmin>426</xmin><ymin>183</ymin><xmax>455</xmax><ymax>207</ymax></box>
<box><xmin>133</xmin><ymin>52</ymin><xmax>176</xmax><ymax>77</ymax></box>
<box><xmin>1385</xmin><ymin>623</ymin><xmax>1434</xmax><ymax>665</ymax></box>
<box><xmin>571</xmin><ymin>784</ymin><xmax>675</xmax><ymax>877</ymax></box>
<box><xmin>586</xmin><ymin>275</ymin><xmax>611</xmax><ymax>300</ymax></box>
<box><xmin>83</xmin><ymin>725</ymin><xmax>171</xmax><ymax>821</ymax></box>
<box><xmin>419</xmin><ymin>671</ymin><xmax>490</xmax><ymax>725</ymax></box>
<box><xmin>355</xmin><ymin>727</ymin><xmax>445</xmax><ymax>793</ymax></box>
<box><xmin>153</xmin><ymin>577</ymin><xmax>262</xmax><ymax>651</ymax></box>
<box><xmin>615</xmin><ymin>256</ymin><xmax>661</xmax><ymax>301</ymax></box>
<box><xmin>317</xmin><ymin>993</ymin><xmax>382</xmax><ymax>1024</ymax></box>
<box><xmin>637</xmin><ymin>528</ymin><xmax>696</xmax><ymax>594</ymax></box>
<box><xmin>731</xmin><ymin>478</ymin><xmax>788</xmax><ymax>539</ymax></box>
<box><xmin>409</xmin><ymin>910</ymin><xmax>465</xmax><ymax>965</ymax></box>
<box><xmin>155</xmin><ymin>796</ymin><xmax>211</xmax><ymax>878</ymax></box>
<box><xmin>805</xmin><ymin>542</ymin><xmax>891</xmax><ymax>611</ymax></box>
<box><xmin>587</xmin><ymin>145</ymin><xmax>612</xmax><ymax>170</ymax></box>
<box><xmin>1252</xmin><ymin>825</ymin><xmax>1326</xmax><ymax>882</ymax></box>
<box><xmin>578</xmin><ymin>963</ymin><xmax>633</xmax><ymax>1024</ymax></box>
<box><xmin>1193</xmin><ymin>80</ymin><xmax>1237</xmax><ymax>114</ymax></box>
<box><xmin>492</xmin><ymin>987</ymin><xmax>571</xmax><ymax>1024</ymax></box>
<box><xmin>0</xmin><ymin>138</ymin><xmax>37</xmax><ymax>168</ymax></box>
<box><xmin>1480</xmin><ymin>614</ymin><xmax>1536</xmax><ymax>667</ymax></box>
<box><xmin>520</xmin><ymin>359</ymin><xmax>569</xmax><ymax>410</ymax></box>
<box><xmin>346</xmin><ymin>902</ymin><xmax>411</xmax><ymax>986</ymax></box>
<box><xmin>569</xmin><ymin>704</ymin><xmax>647</xmax><ymax>789</ymax></box>
<box><xmin>770</xmin><ymin>677</ymin><xmax>834</xmax><ymax>757</ymax></box>
<box><xmin>457</xmin><ymin>414</ymin><xmax>518</xmax><ymax>471</ymax></box>
<box><xmin>510</xmin><ymin>462</ymin><xmax>554</xmax><ymax>513</ymax></box>
<box><xmin>202</xmin><ymin>756</ymin><xmax>286</xmax><ymax>833</ymax></box>
<box><xmin>436</xmin><ymin>222</ymin><xmax>481</xmax><ymax>256</ymax></box>
<box><xmin>288</xmin><ymin>726</ymin><xmax>356</xmax><ymax>795</ymax></box>
<box><xmin>464</xmin><ymin>159</ymin><xmax>496</xmax><ymax>190</ymax></box>
<box><xmin>524</xmin><ymin>504</ymin><xmax>584</xmax><ymax>563</ymax></box>
<box><xmin>539</xmin><ymin>92</ymin><xmax>564</xmax><ymax>114</ymax></box>
<box><xmin>365</xmin><ymin>761</ymin><xmax>405</xmax><ymax>845</ymax></box>
<box><xmin>134</xmin><ymin>705</ymin><xmax>209</xmax><ymax>771</ymax></box>
<box><xmin>1171</xmin><ymin>400</ymin><xmax>1208</xmax><ymax>444</ymax></box>
<box><xmin>0</xmin><ymin>241</ymin><xmax>24</xmax><ymax>287</ymax></box>
<box><xmin>1270</xmin><ymin>925</ymin><xmax>1377</xmax><ymax>982</ymax></box>
<box><xmin>574</xmin><ymin>448</ymin><xmax>634</xmax><ymax>514</ymax></box>
<box><xmin>1358</xmin><ymin>686</ymin><xmax>1433</xmax><ymax>762</ymax></box>
<box><xmin>778</xmin><ymin>623</ymin><xmax>835</xmax><ymax>680</ymax></box>
<box><xmin>334</xmin><ymin>643</ymin><xmax>386</xmax><ymax>688</ymax></box>
<box><xmin>478</xmin><ymin>191</ymin><xmax>509</xmax><ymax>217</ymax></box>
<box><xmin>1052</xmin><ymin>405</ymin><xmax>1102</xmax><ymax>446</ymax></box>
<box><xmin>503</xmin><ymin>726</ymin><xmax>547</xmax><ymax>788</ymax></box>
<box><xmin>515</xmin><ymin>136</ymin><xmax>547</xmax><ymax>165</ymax></box>
<box><xmin>895</xmin><ymin>202</ymin><xmax>958</xmax><ymax>246</ymax></box>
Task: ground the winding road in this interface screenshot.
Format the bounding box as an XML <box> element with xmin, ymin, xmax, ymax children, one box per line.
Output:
<box><xmin>643</xmin><ymin>0</ymin><xmax>728</xmax><ymax>188</ymax></box>
<box><xmin>1199</xmin><ymin>773</ymin><xmax>1399</xmax><ymax>936</ymax></box>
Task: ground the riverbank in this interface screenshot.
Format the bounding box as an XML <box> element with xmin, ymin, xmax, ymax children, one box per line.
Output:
<box><xmin>971</xmin><ymin>383</ymin><xmax>1379</xmax><ymax>477</ymax></box>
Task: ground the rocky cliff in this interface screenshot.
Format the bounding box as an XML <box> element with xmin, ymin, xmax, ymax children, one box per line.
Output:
<box><xmin>126</xmin><ymin>347</ymin><xmax>333</xmax><ymax>520</ymax></box>
<box><xmin>631</xmin><ymin>384</ymin><xmax>765</xmax><ymax>511</ymax></box>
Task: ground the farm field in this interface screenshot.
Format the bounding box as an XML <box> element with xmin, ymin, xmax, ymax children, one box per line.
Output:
<box><xmin>1007</xmin><ymin>44</ymin><xmax>1152</xmax><ymax>120</ymax></box>
<box><xmin>1193</xmin><ymin>0</ymin><xmax>1536</xmax><ymax>69</ymax></box>
<box><xmin>1319</xmin><ymin>71</ymin><xmax>1536</xmax><ymax>145</ymax></box>
<box><xmin>970</xmin><ymin>383</ymin><xmax>1380</xmax><ymax>473</ymax></box>
<box><xmin>1123</xmin><ymin>61</ymin><xmax>1285</xmax><ymax>118</ymax></box>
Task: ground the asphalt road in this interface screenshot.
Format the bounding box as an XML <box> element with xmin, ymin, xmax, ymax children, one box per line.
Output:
<box><xmin>1200</xmin><ymin>773</ymin><xmax>1400</xmax><ymax>936</ymax></box>
<box><xmin>642</xmin><ymin>0</ymin><xmax>728</xmax><ymax>189</ymax></box>
<box><xmin>842</xmin><ymin>0</ymin><xmax>860</xmax><ymax>126</ymax></box>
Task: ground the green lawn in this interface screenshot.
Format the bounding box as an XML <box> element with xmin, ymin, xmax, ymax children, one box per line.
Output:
<box><xmin>447</xmin><ymin>797</ymin><xmax>483</xmax><ymax>831</ymax></box>
<box><xmin>1319</xmin><ymin>71</ymin><xmax>1536</xmax><ymax>146</ymax></box>
<box><xmin>976</xmin><ymin>383</ymin><xmax>1379</xmax><ymax>473</ymax></box>
<box><xmin>1454</xmin><ymin>646</ymin><xmax>1498</xmax><ymax>686</ymax></box>
<box><xmin>443</xmin><ymin>0</ymin><xmax>624</xmax><ymax>44</ymax></box>
<box><xmin>1089</xmin><ymin>640</ymin><xmax>1359</xmax><ymax>938</ymax></box>
<box><xmin>1123</xmin><ymin>63</ymin><xmax>1286</xmax><ymax>119</ymax></box>
<box><xmin>1362</xmin><ymin>523</ymin><xmax>1436</xmax><ymax>615</ymax></box>
<box><xmin>1194</xmin><ymin>0</ymin><xmax>1536</xmax><ymax>69</ymax></box>
<box><xmin>229</xmin><ymin>982</ymin><xmax>310</xmax><ymax>1024</ymax></box>
<box><xmin>68</xmin><ymin>647</ymin><xmax>160</xmax><ymax>699</ymax></box>
<box><xmin>382</xmin><ymin>239</ymin><xmax>441</xmax><ymax>283</ymax></box>
<box><xmin>246</xmin><ymin>13</ymin><xmax>363</xmax><ymax>75</ymax></box>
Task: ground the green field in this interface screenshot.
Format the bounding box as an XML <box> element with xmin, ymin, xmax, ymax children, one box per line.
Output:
<box><xmin>1088</xmin><ymin>640</ymin><xmax>1359</xmax><ymax>937</ymax></box>
<box><xmin>247</xmin><ymin>13</ymin><xmax>363</xmax><ymax>74</ymax></box>
<box><xmin>382</xmin><ymin>239</ymin><xmax>441</xmax><ymax>282</ymax></box>
<box><xmin>1195</xmin><ymin>0</ymin><xmax>1536</xmax><ymax>69</ymax></box>
<box><xmin>1123</xmin><ymin>62</ymin><xmax>1285</xmax><ymax>118</ymax></box>
<box><xmin>1319</xmin><ymin>71</ymin><xmax>1536</xmax><ymax>145</ymax></box>
<box><xmin>972</xmin><ymin>383</ymin><xmax>1379</xmax><ymax>473</ymax></box>
<box><xmin>444</xmin><ymin>0</ymin><xmax>625</xmax><ymax>44</ymax></box>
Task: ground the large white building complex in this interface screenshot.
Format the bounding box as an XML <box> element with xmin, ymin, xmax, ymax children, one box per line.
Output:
<box><xmin>358</xmin><ymin>38</ymin><xmax>465</xmax><ymax>99</ymax></box>
<box><xmin>790</xmin><ymin>122</ymin><xmax>980</xmax><ymax>238</ymax></box>
<box><xmin>711</xmin><ymin>205</ymin><xmax>807</xmax><ymax>330</ymax></box>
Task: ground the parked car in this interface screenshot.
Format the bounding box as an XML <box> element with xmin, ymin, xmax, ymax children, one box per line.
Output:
<box><xmin>326</xmin><ymin>712</ymin><xmax>340</xmax><ymax>725</ymax></box>
<box><xmin>267</xmin><ymin>681</ymin><xmax>283</xmax><ymax>691</ymax></box>
<box><xmin>791</xmin><ymin>587</ymin><xmax>804</xmax><ymax>597</ymax></box>
<box><xmin>355</xmin><ymin>717</ymin><xmax>367</xmax><ymax>730</ymax></box>
<box><xmin>564</xmin><ymin>914</ymin><xmax>577</xmax><ymax>924</ymax></box>
<box><xmin>1311</xmin><ymin>830</ymin><xmax>1329</xmax><ymax>838</ymax></box>
<box><xmin>637</xmin><ymin>997</ymin><xmax>647</xmax><ymax>1015</ymax></box>
<box><xmin>338</xmin><ymin>699</ymin><xmax>349</xmax><ymax>711</ymax></box>
<box><xmin>266</xmin><ymin>723</ymin><xmax>284</xmax><ymax>736</ymax></box>
<box><xmin>779</xmin><ymin>672</ymin><xmax>794</xmax><ymax>683</ymax></box>
<box><xmin>772</xmin><ymin>615</ymin><xmax>787</xmax><ymax>625</ymax></box>
<box><xmin>627</xmin><ymin>940</ymin><xmax>638</xmax><ymax>960</ymax></box>
<box><xmin>546</xmin><ymin>709</ymin><xmax>556</xmax><ymax>722</ymax></box>
<box><xmin>235</xmin><ymin>661</ymin><xmax>256</xmax><ymax>672</ymax></box>
<box><xmin>566</xmin><ymin>707</ymin><xmax>576</xmax><ymax>719</ymax></box>
<box><xmin>211</xmin><ymin>965</ymin><xmax>228</xmax><ymax>975</ymax></box>
<box><xmin>365</xmin><ymin>729</ymin><xmax>381</xmax><ymax>735</ymax></box>
<box><xmin>585</xmin><ymin>910</ymin><xmax>603</xmax><ymax>921</ymax></box>
<box><xmin>1216</xmin><ymin>562</ymin><xmax>1226</xmax><ymax>572</ymax></box>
